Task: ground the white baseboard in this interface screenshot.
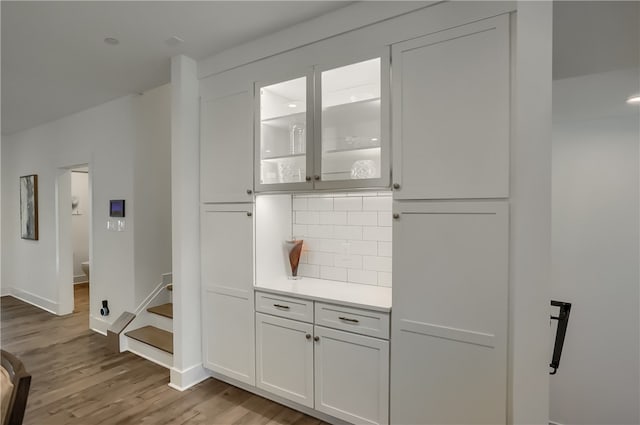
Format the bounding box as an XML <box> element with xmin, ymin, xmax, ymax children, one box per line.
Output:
<box><xmin>89</xmin><ymin>314</ymin><xmax>110</xmax><ymax>335</ymax></box>
<box><xmin>9</xmin><ymin>288</ymin><xmax>58</xmax><ymax>314</ymax></box>
<box><xmin>169</xmin><ymin>364</ymin><xmax>210</xmax><ymax>391</ymax></box>
<box><xmin>0</xmin><ymin>287</ymin><xmax>11</xmax><ymax>297</ymax></box>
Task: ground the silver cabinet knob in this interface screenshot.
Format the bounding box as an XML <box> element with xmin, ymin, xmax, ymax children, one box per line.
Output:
<box><xmin>313</xmin><ymin>336</ymin><xmax>320</xmax><ymax>342</ymax></box>
<box><xmin>246</xmin><ymin>189</ymin><xmax>253</xmax><ymax>195</ymax></box>
<box><xmin>393</xmin><ymin>213</ymin><xmax>400</xmax><ymax>219</ymax></box>
<box><xmin>306</xmin><ymin>334</ymin><xmax>311</xmax><ymax>340</ymax></box>
<box><xmin>393</xmin><ymin>183</ymin><xmax>400</xmax><ymax>190</ymax></box>
<box><xmin>314</xmin><ymin>175</ymin><xmax>320</xmax><ymax>181</ymax></box>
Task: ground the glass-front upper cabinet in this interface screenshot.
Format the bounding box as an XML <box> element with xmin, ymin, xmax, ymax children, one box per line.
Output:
<box><xmin>256</xmin><ymin>72</ymin><xmax>314</xmax><ymax>191</ymax></box>
<box><xmin>255</xmin><ymin>54</ymin><xmax>389</xmax><ymax>192</ymax></box>
<box><xmin>314</xmin><ymin>56</ymin><xmax>389</xmax><ymax>189</ymax></box>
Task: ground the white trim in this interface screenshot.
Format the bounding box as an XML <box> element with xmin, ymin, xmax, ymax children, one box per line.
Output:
<box><xmin>169</xmin><ymin>364</ymin><xmax>210</xmax><ymax>391</ymax></box>
<box><xmin>198</xmin><ymin>2</ymin><xmax>436</xmax><ymax>79</ymax></box>
<box><xmin>9</xmin><ymin>289</ymin><xmax>58</xmax><ymax>314</ymax></box>
<box><xmin>0</xmin><ymin>287</ymin><xmax>12</xmax><ymax>297</ymax></box>
<box><xmin>89</xmin><ymin>314</ymin><xmax>110</xmax><ymax>336</ymax></box>
<box><xmin>549</xmin><ymin>421</ymin><xmax>564</xmax><ymax>425</ymax></box>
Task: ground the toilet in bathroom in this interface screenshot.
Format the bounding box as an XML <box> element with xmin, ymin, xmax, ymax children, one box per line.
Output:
<box><xmin>81</xmin><ymin>261</ymin><xmax>90</xmax><ymax>283</ymax></box>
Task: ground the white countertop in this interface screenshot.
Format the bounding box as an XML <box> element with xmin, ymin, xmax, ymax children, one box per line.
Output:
<box><xmin>254</xmin><ymin>277</ymin><xmax>392</xmax><ymax>312</ymax></box>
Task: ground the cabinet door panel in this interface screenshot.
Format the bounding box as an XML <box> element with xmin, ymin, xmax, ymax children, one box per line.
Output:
<box><xmin>314</xmin><ymin>326</ymin><xmax>389</xmax><ymax>425</ymax></box>
<box><xmin>201</xmin><ymin>92</ymin><xmax>253</xmax><ymax>202</ymax></box>
<box><xmin>392</xmin><ymin>15</ymin><xmax>510</xmax><ymax>199</ymax></box>
<box><xmin>391</xmin><ymin>201</ymin><xmax>508</xmax><ymax>424</ymax></box>
<box><xmin>256</xmin><ymin>313</ymin><xmax>314</xmax><ymax>407</ymax></box>
<box><xmin>201</xmin><ymin>206</ymin><xmax>253</xmax><ymax>297</ymax></box>
<box><xmin>201</xmin><ymin>205</ymin><xmax>255</xmax><ymax>384</ymax></box>
<box><xmin>203</xmin><ymin>290</ymin><xmax>255</xmax><ymax>385</ymax></box>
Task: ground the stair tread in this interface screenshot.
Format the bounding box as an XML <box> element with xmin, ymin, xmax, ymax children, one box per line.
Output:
<box><xmin>125</xmin><ymin>325</ymin><xmax>173</xmax><ymax>354</ymax></box>
<box><xmin>147</xmin><ymin>303</ymin><xmax>173</xmax><ymax>319</ymax></box>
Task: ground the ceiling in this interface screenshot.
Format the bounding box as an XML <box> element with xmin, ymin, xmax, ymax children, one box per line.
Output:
<box><xmin>1</xmin><ymin>1</ymin><xmax>352</xmax><ymax>135</ymax></box>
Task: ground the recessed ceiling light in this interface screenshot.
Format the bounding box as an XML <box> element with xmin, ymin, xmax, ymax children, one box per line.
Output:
<box><xmin>626</xmin><ymin>95</ymin><xmax>640</xmax><ymax>104</ymax></box>
<box><xmin>104</xmin><ymin>37</ymin><xmax>120</xmax><ymax>46</ymax></box>
<box><xmin>287</xmin><ymin>103</ymin><xmax>297</xmax><ymax>108</ymax></box>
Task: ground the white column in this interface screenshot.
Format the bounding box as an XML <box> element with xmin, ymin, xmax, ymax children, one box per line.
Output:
<box><xmin>510</xmin><ymin>2</ymin><xmax>553</xmax><ymax>423</ymax></box>
<box><xmin>170</xmin><ymin>55</ymin><xmax>208</xmax><ymax>390</ymax></box>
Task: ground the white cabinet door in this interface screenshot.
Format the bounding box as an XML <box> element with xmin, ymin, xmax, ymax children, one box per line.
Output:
<box><xmin>201</xmin><ymin>204</ymin><xmax>255</xmax><ymax>385</ymax></box>
<box><xmin>314</xmin><ymin>326</ymin><xmax>389</xmax><ymax>425</ymax></box>
<box><xmin>391</xmin><ymin>14</ymin><xmax>510</xmax><ymax>199</ymax></box>
<box><xmin>390</xmin><ymin>201</ymin><xmax>508</xmax><ymax>424</ymax></box>
<box><xmin>255</xmin><ymin>313</ymin><xmax>314</xmax><ymax>408</ymax></box>
<box><xmin>201</xmin><ymin>91</ymin><xmax>254</xmax><ymax>202</ymax></box>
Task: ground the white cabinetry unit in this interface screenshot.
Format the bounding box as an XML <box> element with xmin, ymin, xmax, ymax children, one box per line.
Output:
<box><xmin>314</xmin><ymin>326</ymin><xmax>389</xmax><ymax>425</ymax></box>
<box><xmin>391</xmin><ymin>15</ymin><xmax>510</xmax><ymax>199</ymax></box>
<box><xmin>390</xmin><ymin>201</ymin><xmax>508</xmax><ymax>424</ymax></box>
<box><xmin>255</xmin><ymin>313</ymin><xmax>314</xmax><ymax>407</ymax></box>
<box><xmin>255</xmin><ymin>55</ymin><xmax>389</xmax><ymax>192</ymax></box>
<box><xmin>254</xmin><ymin>290</ymin><xmax>390</xmax><ymax>425</ymax></box>
<box><xmin>201</xmin><ymin>91</ymin><xmax>254</xmax><ymax>202</ymax></box>
<box><xmin>202</xmin><ymin>204</ymin><xmax>255</xmax><ymax>385</ymax></box>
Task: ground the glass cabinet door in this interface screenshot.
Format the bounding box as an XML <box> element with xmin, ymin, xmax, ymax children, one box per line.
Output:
<box><xmin>316</xmin><ymin>57</ymin><xmax>387</xmax><ymax>188</ymax></box>
<box><xmin>257</xmin><ymin>74</ymin><xmax>312</xmax><ymax>189</ymax></box>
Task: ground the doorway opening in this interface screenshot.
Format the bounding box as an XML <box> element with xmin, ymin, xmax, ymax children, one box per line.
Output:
<box><xmin>71</xmin><ymin>167</ymin><xmax>90</xmax><ymax>318</ymax></box>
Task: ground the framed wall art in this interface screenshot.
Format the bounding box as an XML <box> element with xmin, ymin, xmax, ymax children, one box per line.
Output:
<box><xmin>20</xmin><ymin>174</ymin><xmax>39</xmax><ymax>240</ymax></box>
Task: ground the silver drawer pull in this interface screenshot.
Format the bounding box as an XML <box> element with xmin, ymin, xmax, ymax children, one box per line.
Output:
<box><xmin>339</xmin><ymin>316</ymin><xmax>359</xmax><ymax>324</ymax></box>
<box><xmin>273</xmin><ymin>304</ymin><xmax>290</xmax><ymax>310</ymax></box>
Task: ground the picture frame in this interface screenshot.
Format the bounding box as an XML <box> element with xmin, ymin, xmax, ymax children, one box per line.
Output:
<box><xmin>20</xmin><ymin>174</ymin><xmax>39</xmax><ymax>240</ymax></box>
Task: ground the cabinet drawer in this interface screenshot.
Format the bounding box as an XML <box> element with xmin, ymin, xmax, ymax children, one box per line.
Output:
<box><xmin>255</xmin><ymin>291</ymin><xmax>314</xmax><ymax>323</ymax></box>
<box><xmin>315</xmin><ymin>303</ymin><xmax>389</xmax><ymax>339</ymax></box>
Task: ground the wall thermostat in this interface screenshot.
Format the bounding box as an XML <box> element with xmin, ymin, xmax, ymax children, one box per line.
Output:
<box><xmin>110</xmin><ymin>199</ymin><xmax>125</xmax><ymax>217</ymax></box>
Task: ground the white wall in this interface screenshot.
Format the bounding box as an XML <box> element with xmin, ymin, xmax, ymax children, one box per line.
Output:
<box><xmin>71</xmin><ymin>171</ymin><xmax>89</xmax><ymax>282</ymax></box>
<box><xmin>1</xmin><ymin>84</ymin><xmax>172</xmax><ymax>332</ymax></box>
<box><xmin>551</xmin><ymin>69</ymin><xmax>640</xmax><ymax>425</ymax></box>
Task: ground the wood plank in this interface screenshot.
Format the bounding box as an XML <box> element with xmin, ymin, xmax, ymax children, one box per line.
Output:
<box><xmin>125</xmin><ymin>326</ymin><xmax>173</xmax><ymax>354</ymax></box>
<box><xmin>147</xmin><ymin>303</ymin><xmax>172</xmax><ymax>319</ymax></box>
<box><xmin>1</xmin><ymin>286</ymin><xmax>328</xmax><ymax>425</ymax></box>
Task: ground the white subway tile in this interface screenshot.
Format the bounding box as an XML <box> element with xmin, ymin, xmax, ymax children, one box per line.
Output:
<box><xmin>334</xmin><ymin>254</ymin><xmax>362</xmax><ymax>269</ymax></box>
<box><xmin>308</xmin><ymin>197</ymin><xmax>334</xmax><ymax>211</ymax></box>
<box><xmin>378</xmin><ymin>272</ymin><xmax>393</xmax><ymax>287</ymax></box>
<box><xmin>299</xmin><ymin>252</ymin><xmax>309</xmax><ymax>264</ymax></box>
<box><xmin>377</xmin><ymin>212</ymin><xmax>392</xmax><ymax>227</ymax></box>
<box><xmin>333</xmin><ymin>225</ymin><xmax>363</xmax><ymax>240</ymax></box>
<box><xmin>334</xmin><ymin>197</ymin><xmax>362</xmax><ymax>211</ymax></box>
<box><xmin>378</xmin><ymin>241</ymin><xmax>392</xmax><ymax>257</ymax></box>
<box><xmin>308</xmin><ymin>251</ymin><xmax>334</xmax><ymax>266</ymax></box>
<box><xmin>321</xmin><ymin>239</ymin><xmax>349</xmax><ymax>254</ymax></box>
<box><xmin>347</xmin><ymin>211</ymin><xmax>378</xmax><ymax>226</ymax></box>
<box><xmin>302</xmin><ymin>238</ymin><xmax>321</xmax><ymax>251</ymax></box>
<box><xmin>292</xmin><ymin>224</ymin><xmax>307</xmax><ymax>238</ymax></box>
<box><xmin>295</xmin><ymin>211</ymin><xmax>319</xmax><ymax>225</ymax></box>
<box><xmin>377</xmin><ymin>191</ymin><xmax>393</xmax><ymax>196</ymax></box>
<box><xmin>363</xmin><ymin>196</ymin><xmax>392</xmax><ymax>211</ymax></box>
<box><xmin>363</xmin><ymin>226</ymin><xmax>392</xmax><ymax>242</ymax></box>
<box><xmin>344</xmin><ymin>240</ymin><xmax>378</xmax><ymax>256</ymax></box>
<box><xmin>292</xmin><ymin>197</ymin><xmax>308</xmax><ymax>211</ymax></box>
<box><xmin>299</xmin><ymin>263</ymin><xmax>319</xmax><ymax>278</ymax></box>
<box><xmin>348</xmin><ymin>269</ymin><xmax>378</xmax><ymax>285</ymax></box>
<box><xmin>363</xmin><ymin>256</ymin><xmax>392</xmax><ymax>272</ymax></box>
<box><xmin>319</xmin><ymin>211</ymin><xmax>347</xmax><ymax>225</ymax></box>
<box><xmin>320</xmin><ymin>266</ymin><xmax>347</xmax><ymax>281</ymax></box>
<box><xmin>307</xmin><ymin>224</ymin><xmax>333</xmax><ymax>238</ymax></box>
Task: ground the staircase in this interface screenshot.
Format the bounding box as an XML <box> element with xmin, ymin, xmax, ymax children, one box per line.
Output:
<box><xmin>119</xmin><ymin>280</ymin><xmax>174</xmax><ymax>369</ymax></box>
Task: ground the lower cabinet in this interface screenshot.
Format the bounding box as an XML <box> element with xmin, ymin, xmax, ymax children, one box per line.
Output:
<box><xmin>255</xmin><ymin>291</ymin><xmax>390</xmax><ymax>425</ymax></box>
<box><xmin>255</xmin><ymin>313</ymin><xmax>314</xmax><ymax>407</ymax></box>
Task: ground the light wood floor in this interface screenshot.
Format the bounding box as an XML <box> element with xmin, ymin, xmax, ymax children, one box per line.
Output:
<box><xmin>1</xmin><ymin>285</ymin><xmax>326</xmax><ymax>425</ymax></box>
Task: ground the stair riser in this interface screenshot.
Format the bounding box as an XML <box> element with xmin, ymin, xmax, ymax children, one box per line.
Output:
<box><xmin>147</xmin><ymin>313</ymin><xmax>173</xmax><ymax>333</ymax></box>
<box><xmin>125</xmin><ymin>337</ymin><xmax>173</xmax><ymax>368</ymax></box>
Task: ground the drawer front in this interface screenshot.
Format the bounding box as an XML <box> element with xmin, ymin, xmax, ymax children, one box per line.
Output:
<box><xmin>255</xmin><ymin>291</ymin><xmax>314</xmax><ymax>323</ymax></box>
<box><xmin>315</xmin><ymin>303</ymin><xmax>390</xmax><ymax>339</ymax></box>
